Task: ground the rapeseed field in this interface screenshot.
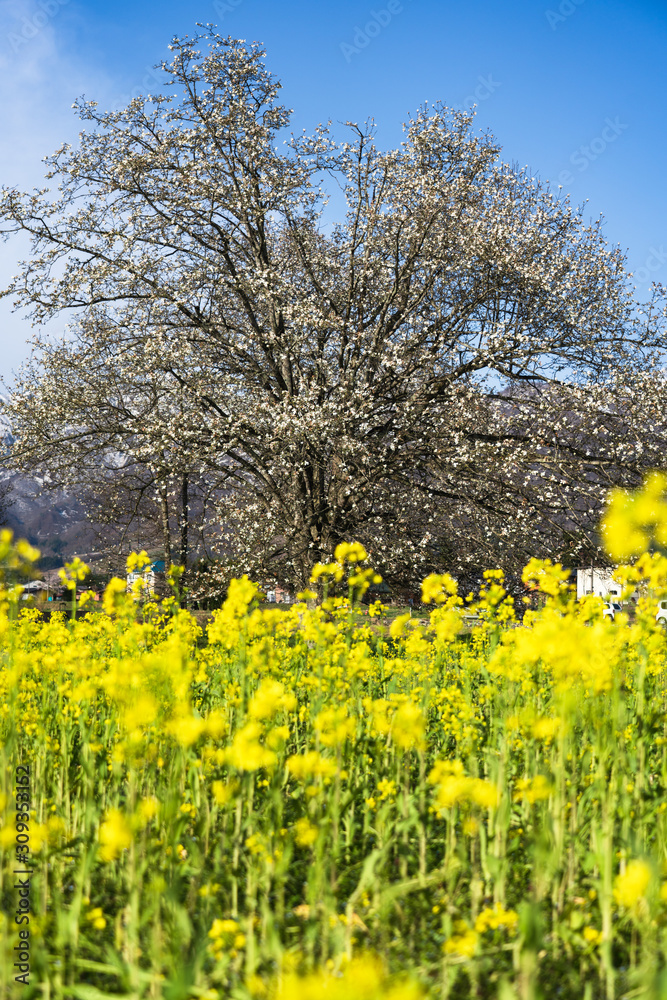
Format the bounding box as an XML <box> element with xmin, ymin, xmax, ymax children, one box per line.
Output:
<box><xmin>2</xmin><ymin>478</ymin><xmax>667</xmax><ymax>1000</ymax></box>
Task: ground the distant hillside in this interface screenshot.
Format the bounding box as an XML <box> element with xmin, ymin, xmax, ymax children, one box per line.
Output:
<box><xmin>3</xmin><ymin>472</ymin><xmax>101</xmax><ymax>562</ymax></box>
<box><xmin>0</xmin><ymin>404</ymin><xmax>100</xmax><ymax>564</ymax></box>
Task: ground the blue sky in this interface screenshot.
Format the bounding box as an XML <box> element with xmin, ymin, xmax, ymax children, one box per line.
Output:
<box><xmin>0</xmin><ymin>0</ymin><xmax>665</xmax><ymax>384</ymax></box>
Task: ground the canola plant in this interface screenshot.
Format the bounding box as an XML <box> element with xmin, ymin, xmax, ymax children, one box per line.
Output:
<box><xmin>1</xmin><ymin>477</ymin><xmax>667</xmax><ymax>999</ymax></box>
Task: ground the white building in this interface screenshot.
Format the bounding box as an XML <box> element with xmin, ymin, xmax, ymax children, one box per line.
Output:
<box><xmin>262</xmin><ymin>584</ymin><xmax>292</xmax><ymax>604</ymax></box>
<box><xmin>576</xmin><ymin>566</ymin><xmax>622</xmax><ymax>601</ymax></box>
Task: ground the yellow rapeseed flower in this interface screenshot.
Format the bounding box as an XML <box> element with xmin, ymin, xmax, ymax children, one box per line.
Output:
<box><xmin>443</xmin><ymin>922</ymin><xmax>478</xmax><ymax>959</ymax></box>
<box><xmin>275</xmin><ymin>954</ymin><xmax>423</xmax><ymax>1000</ymax></box>
<box><xmin>58</xmin><ymin>556</ymin><xmax>90</xmax><ymax>589</ymax></box>
<box><xmin>614</xmin><ymin>859</ymin><xmax>652</xmax><ymax>911</ymax></box>
<box><xmin>389</xmin><ymin>613</ymin><xmax>411</xmax><ymax>639</ymax></box>
<box><xmin>99</xmin><ymin>808</ymin><xmax>133</xmax><ymax>861</ymax></box>
<box><xmin>122</xmin><ymin>694</ymin><xmax>158</xmax><ymax>733</ymax></box>
<box><xmin>248</xmin><ymin>679</ymin><xmax>297</xmax><ymax>720</ymax></box>
<box><xmin>310</xmin><ymin>562</ymin><xmax>344</xmax><ymax>583</ymax></box>
<box><xmin>421</xmin><ymin>572</ymin><xmax>459</xmax><ymax>605</ymax></box>
<box><xmin>602</xmin><ymin>472</ymin><xmax>667</xmax><ymax>561</ymax></box>
<box><xmin>475</xmin><ymin>903</ymin><xmax>519</xmax><ymax>935</ymax></box>
<box><xmin>583</xmin><ymin>926</ymin><xmax>603</xmax><ymax>946</ymax></box>
<box><xmin>136</xmin><ymin>797</ymin><xmax>159</xmax><ymax>826</ymax></box>
<box><xmin>294</xmin><ymin>818</ymin><xmax>318</xmax><ymax>847</ymax></box>
<box><xmin>126</xmin><ymin>550</ymin><xmax>151</xmax><ymax>575</ymax></box>
<box><xmin>167</xmin><ymin>712</ymin><xmax>207</xmax><ymax>747</ymax></box>
<box><xmin>287</xmin><ymin>751</ymin><xmax>338</xmax><ymax>782</ymax></box>
<box><xmin>103</xmin><ymin>578</ymin><xmax>130</xmax><ymax>615</ymax></box>
<box><xmin>429</xmin><ymin>760</ymin><xmax>500</xmax><ymax>811</ymax></box>
<box><xmin>315</xmin><ymin>705</ymin><xmax>355</xmax><ymax>748</ymax></box>
<box><xmin>513</xmin><ymin>775</ymin><xmax>554</xmax><ymax>804</ymax></box>
<box><xmin>225</xmin><ymin>722</ymin><xmax>277</xmax><ymax>771</ymax></box>
<box><xmin>334</xmin><ymin>542</ymin><xmax>368</xmax><ymax>564</ymax></box>
<box><xmin>391</xmin><ymin>700</ymin><xmax>426</xmax><ymax>751</ymax></box>
<box><xmin>86</xmin><ymin>907</ymin><xmax>107</xmax><ymax>930</ymax></box>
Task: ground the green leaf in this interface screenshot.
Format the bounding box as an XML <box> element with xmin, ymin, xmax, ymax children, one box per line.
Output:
<box><xmin>66</xmin><ymin>987</ymin><xmax>137</xmax><ymax>1000</ymax></box>
<box><xmin>72</xmin><ymin>959</ymin><xmax>122</xmax><ymax>977</ymax></box>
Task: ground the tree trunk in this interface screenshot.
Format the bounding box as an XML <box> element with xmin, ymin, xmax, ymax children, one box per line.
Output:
<box><xmin>160</xmin><ymin>491</ymin><xmax>172</xmax><ymax>569</ymax></box>
<box><xmin>179</xmin><ymin>474</ymin><xmax>189</xmax><ymax>571</ymax></box>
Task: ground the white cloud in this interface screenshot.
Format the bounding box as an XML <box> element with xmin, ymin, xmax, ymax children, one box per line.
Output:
<box><xmin>0</xmin><ymin>0</ymin><xmax>112</xmax><ymax>387</ymax></box>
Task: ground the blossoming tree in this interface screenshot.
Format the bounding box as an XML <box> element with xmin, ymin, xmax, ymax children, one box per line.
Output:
<box><xmin>1</xmin><ymin>27</ymin><xmax>665</xmax><ymax>587</ymax></box>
